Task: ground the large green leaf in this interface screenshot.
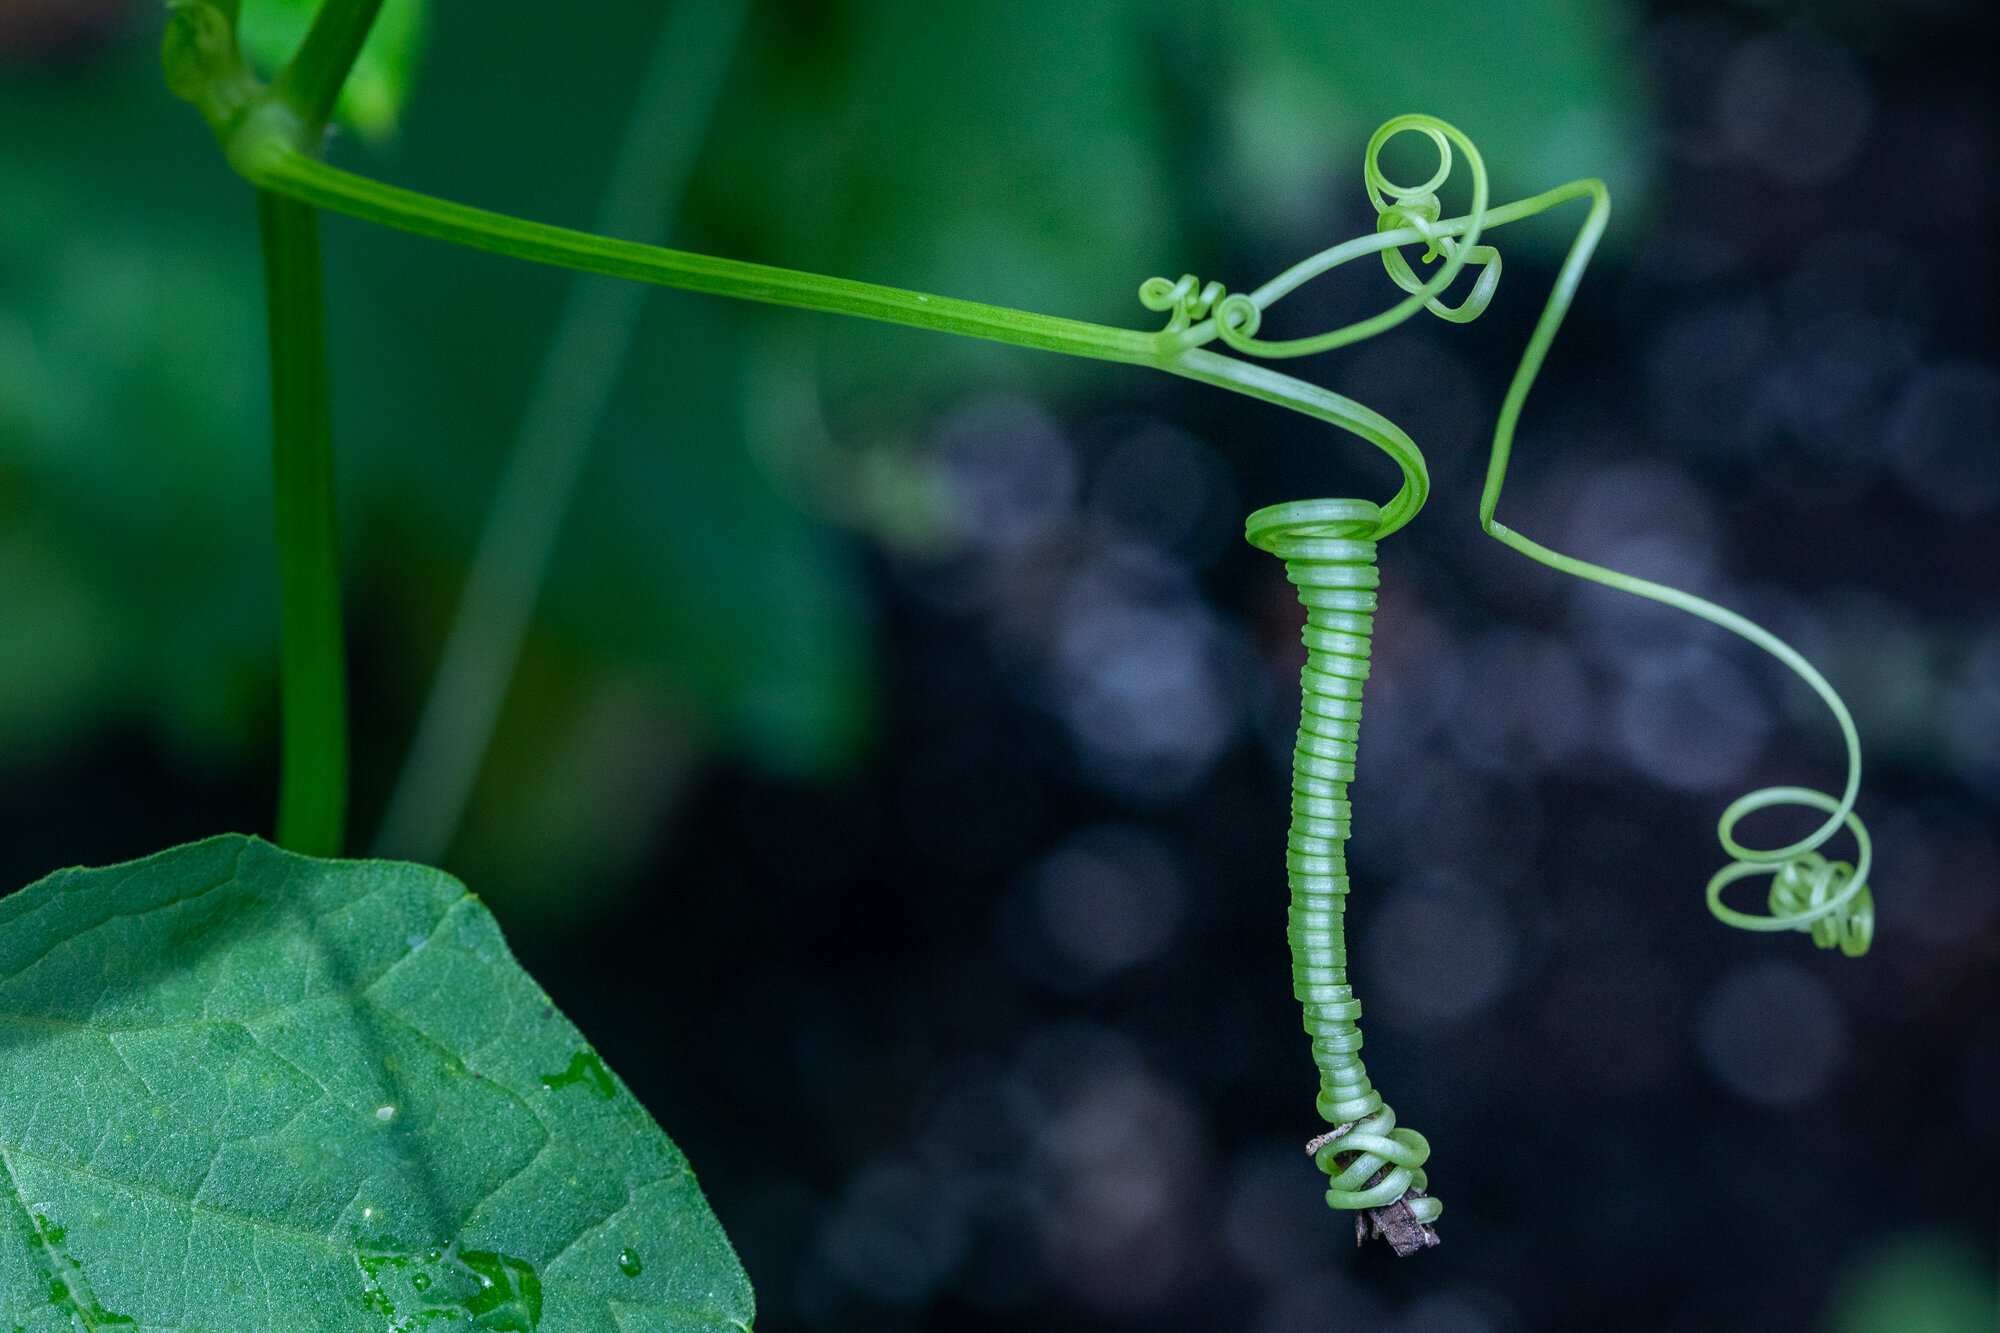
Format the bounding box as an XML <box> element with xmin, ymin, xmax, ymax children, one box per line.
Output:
<box><xmin>0</xmin><ymin>835</ymin><xmax>753</xmax><ymax>1331</ymax></box>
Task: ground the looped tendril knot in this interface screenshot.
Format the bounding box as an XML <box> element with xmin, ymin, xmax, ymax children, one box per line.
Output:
<box><xmin>1708</xmin><ymin>786</ymin><xmax>1874</xmax><ymax>955</ymax></box>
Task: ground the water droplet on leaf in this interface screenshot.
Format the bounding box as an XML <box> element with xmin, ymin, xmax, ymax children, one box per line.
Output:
<box><xmin>540</xmin><ymin>1051</ymin><xmax>615</xmax><ymax>1098</ymax></box>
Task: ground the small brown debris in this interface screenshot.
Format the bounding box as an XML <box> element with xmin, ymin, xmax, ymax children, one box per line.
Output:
<box><xmin>1313</xmin><ymin>1133</ymin><xmax>1441</xmax><ymax>1257</ymax></box>
<box><xmin>1303</xmin><ymin>1122</ymin><xmax>1355</xmax><ymax>1157</ymax></box>
<box><xmin>1356</xmin><ymin>1189</ymin><xmax>1440</xmax><ymax>1257</ymax></box>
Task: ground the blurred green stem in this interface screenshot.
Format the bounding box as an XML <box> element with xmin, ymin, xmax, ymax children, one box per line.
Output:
<box><xmin>258</xmin><ymin>190</ymin><xmax>347</xmax><ymax>856</ymax></box>
<box><xmin>372</xmin><ymin>0</ymin><xmax>750</xmax><ymax>864</ymax></box>
<box><xmin>271</xmin><ymin>0</ymin><xmax>387</xmax><ymax>137</ymax></box>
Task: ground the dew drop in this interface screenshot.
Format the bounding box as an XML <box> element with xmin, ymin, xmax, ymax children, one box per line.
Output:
<box><xmin>411</xmin><ymin>1273</ymin><xmax>431</xmax><ymax>1292</ymax></box>
<box><xmin>618</xmin><ymin>1247</ymin><xmax>642</xmax><ymax>1278</ymax></box>
<box><xmin>376</xmin><ymin>1105</ymin><xmax>396</xmax><ymax>1121</ymax></box>
<box><xmin>540</xmin><ymin>1051</ymin><xmax>616</xmax><ymax>1099</ymax></box>
<box><xmin>424</xmin><ymin>1248</ymin><xmax>442</xmax><ymax>1263</ymax></box>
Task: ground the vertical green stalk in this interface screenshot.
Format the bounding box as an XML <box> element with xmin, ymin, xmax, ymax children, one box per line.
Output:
<box><xmin>259</xmin><ymin>189</ymin><xmax>347</xmax><ymax>856</ymax></box>
<box><xmin>248</xmin><ymin>0</ymin><xmax>385</xmax><ymax>855</ymax></box>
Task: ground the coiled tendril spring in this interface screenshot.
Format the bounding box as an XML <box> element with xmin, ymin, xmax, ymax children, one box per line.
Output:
<box><xmin>1137</xmin><ymin>113</ymin><xmax>1878</xmax><ymax>1251</ymax></box>
<box><xmin>1247</xmin><ymin>497</ymin><xmax>1440</xmax><ymax>1252</ymax></box>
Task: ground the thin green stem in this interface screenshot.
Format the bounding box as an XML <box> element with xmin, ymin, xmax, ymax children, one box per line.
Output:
<box><xmin>233</xmin><ymin>129</ymin><xmax>1607</xmax><ymax>717</ymax></box>
<box><xmin>246</xmin><ymin>146</ymin><xmax>1557</xmax><ymax>381</ymax></box>
<box><xmin>269</xmin><ymin>0</ymin><xmax>389</xmax><ymax>138</ymax></box>
<box><xmin>1476</xmin><ymin>179</ymin><xmax>1612</xmax><ymax>533</ymax></box>
<box><xmin>240</xmin><ymin>149</ymin><xmax>1585</xmax><ymax>538</ymax></box>
<box><xmin>1470</xmin><ymin>179</ymin><xmax>1869</xmax><ymax>929</ymax></box>
<box><xmin>1167</xmin><ymin>346</ymin><xmax>1430</xmax><ymax>539</ymax></box>
<box><xmin>247</xmin><ymin>148</ymin><xmax>1165</xmax><ymax>365</ymax></box>
<box><xmin>372</xmin><ymin>0</ymin><xmax>751</xmax><ymax>864</ymax></box>
<box><xmin>258</xmin><ymin>190</ymin><xmax>348</xmax><ymax>856</ymax></box>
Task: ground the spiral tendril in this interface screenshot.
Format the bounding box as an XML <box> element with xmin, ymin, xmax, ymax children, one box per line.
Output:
<box><xmin>1708</xmin><ymin>785</ymin><xmax>1874</xmax><ymax>954</ymax></box>
<box><xmin>1161</xmin><ymin>112</ymin><xmax>1878</xmax><ymax>1250</ymax></box>
<box><xmin>1138</xmin><ymin>114</ymin><xmax>1497</xmax><ymax>364</ymax></box>
<box><xmin>1137</xmin><ymin>272</ymin><xmax>1259</xmax><ymax>337</ymax></box>
<box><xmin>1246</xmin><ymin>497</ymin><xmax>1441</xmax><ymax>1240</ymax></box>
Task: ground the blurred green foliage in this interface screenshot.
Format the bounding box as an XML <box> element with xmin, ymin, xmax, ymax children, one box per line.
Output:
<box><xmin>0</xmin><ymin>0</ymin><xmax>1646</xmax><ymax>909</ymax></box>
<box><xmin>1826</xmin><ymin>1234</ymin><xmax>1999</xmax><ymax>1333</ymax></box>
<box><xmin>1222</xmin><ymin>0</ymin><xmax>1647</xmax><ymax>237</ymax></box>
<box><xmin>0</xmin><ymin>57</ymin><xmax>271</xmax><ymax>765</ymax></box>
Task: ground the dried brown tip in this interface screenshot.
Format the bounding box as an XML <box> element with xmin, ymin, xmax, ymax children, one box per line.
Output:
<box><xmin>1355</xmin><ymin>1189</ymin><xmax>1441</xmax><ymax>1257</ymax></box>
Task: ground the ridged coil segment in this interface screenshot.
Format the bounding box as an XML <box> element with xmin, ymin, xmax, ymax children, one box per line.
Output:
<box><xmin>1247</xmin><ymin>497</ymin><xmax>1439</xmax><ymax>1225</ymax></box>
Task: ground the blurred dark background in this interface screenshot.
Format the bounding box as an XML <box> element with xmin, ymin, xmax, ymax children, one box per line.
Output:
<box><xmin>2</xmin><ymin>0</ymin><xmax>1996</xmax><ymax>1330</ymax></box>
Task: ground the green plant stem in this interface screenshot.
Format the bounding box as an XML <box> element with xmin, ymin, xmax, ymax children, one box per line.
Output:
<box><xmin>244</xmin><ymin>148</ymin><xmax>1583</xmax><ymax>537</ymax></box>
<box><xmin>258</xmin><ymin>189</ymin><xmax>348</xmax><ymax>856</ymax></box>
<box><xmin>270</xmin><ymin>0</ymin><xmax>389</xmax><ymax>136</ymax></box>
<box><xmin>372</xmin><ymin>0</ymin><xmax>750</xmax><ymax>864</ymax></box>
<box><xmin>1467</xmin><ymin>180</ymin><xmax>1868</xmax><ymax>936</ymax></box>
<box><xmin>248</xmin><ymin>148</ymin><xmax>1165</xmax><ymax>364</ymax></box>
<box><xmin>230</xmin><ymin>133</ymin><xmax>1612</xmax><ymax>844</ymax></box>
<box><xmin>246</xmin><ymin>148</ymin><xmax>1557</xmax><ymax>368</ymax></box>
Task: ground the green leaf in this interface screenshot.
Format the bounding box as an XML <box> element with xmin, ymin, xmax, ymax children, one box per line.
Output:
<box><xmin>237</xmin><ymin>0</ymin><xmax>430</xmax><ymax>140</ymax></box>
<box><xmin>0</xmin><ymin>835</ymin><xmax>754</xmax><ymax>1331</ymax></box>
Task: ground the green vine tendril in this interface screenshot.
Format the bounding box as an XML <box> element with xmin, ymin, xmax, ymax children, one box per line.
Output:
<box><xmin>161</xmin><ymin>11</ymin><xmax>1874</xmax><ymax>1248</ymax></box>
<box><xmin>1142</xmin><ymin>113</ymin><xmax>1874</xmax><ymax>1245</ymax></box>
